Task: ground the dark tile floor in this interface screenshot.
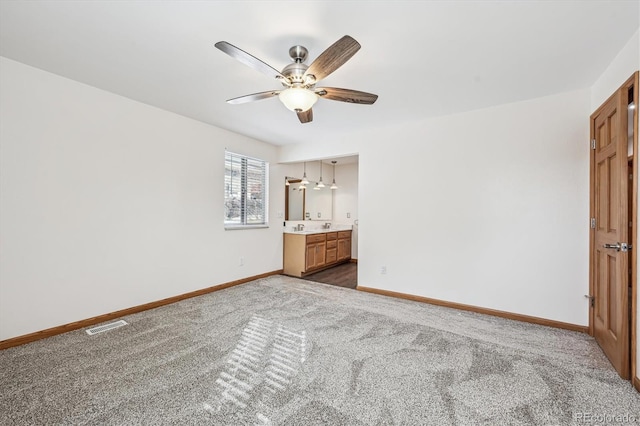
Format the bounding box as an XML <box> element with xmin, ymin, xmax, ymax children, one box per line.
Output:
<box><xmin>301</xmin><ymin>262</ymin><xmax>357</xmax><ymax>289</ymax></box>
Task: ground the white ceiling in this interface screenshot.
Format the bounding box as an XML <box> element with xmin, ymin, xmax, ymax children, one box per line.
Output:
<box><xmin>1</xmin><ymin>1</ymin><xmax>638</xmax><ymax>147</ymax></box>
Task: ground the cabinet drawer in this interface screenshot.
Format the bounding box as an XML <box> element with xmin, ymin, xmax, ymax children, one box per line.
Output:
<box><xmin>337</xmin><ymin>231</ymin><xmax>351</xmax><ymax>239</ymax></box>
<box><xmin>326</xmin><ymin>232</ymin><xmax>337</xmax><ymax>241</ymax></box>
<box><xmin>306</xmin><ymin>234</ymin><xmax>326</xmax><ymax>244</ymax></box>
<box><xmin>326</xmin><ymin>239</ymin><xmax>337</xmax><ymax>249</ymax></box>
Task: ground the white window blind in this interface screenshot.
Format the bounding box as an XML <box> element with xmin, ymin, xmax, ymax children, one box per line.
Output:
<box><xmin>224</xmin><ymin>151</ymin><xmax>269</xmax><ymax>228</ymax></box>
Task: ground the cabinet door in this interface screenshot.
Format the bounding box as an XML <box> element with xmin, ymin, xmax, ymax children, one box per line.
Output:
<box><xmin>343</xmin><ymin>239</ymin><xmax>351</xmax><ymax>260</ymax></box>
<box><xmin>315</xmin><ymin>242</ymin><xmax>326</xmax><ymax>267</ymax></box>
<box><xmin>337</xmin><ymin>238</ymin><xmax>351</xmax><ymax>261</ymax></box>
<box><xmin>326</xmin><ymin>248</ymin><xmax>337</xmax><ymax>264</ymax></box>
<box><xmin>306</xmin><ymin>244</ymin><xmax>316</xmax><ymax>270</ymax></box>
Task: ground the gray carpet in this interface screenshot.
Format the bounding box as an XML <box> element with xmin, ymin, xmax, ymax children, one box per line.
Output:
<box><xmin>1</xmin><ymin>275</ymin><xmax>639</xmax><ymax>425</ymax></box>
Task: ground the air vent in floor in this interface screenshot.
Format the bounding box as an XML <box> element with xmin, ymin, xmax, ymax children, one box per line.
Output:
<box><xmin>85</xmin><ymin>320</ymin><xmax>128</xmax><ymax>335</ymax></box>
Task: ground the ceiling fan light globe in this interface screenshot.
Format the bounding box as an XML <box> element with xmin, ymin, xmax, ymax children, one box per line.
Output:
<box><xmin>279</xmin><ymin>88</ymin><xmax>318</xmax><ymax>112</ymax></box>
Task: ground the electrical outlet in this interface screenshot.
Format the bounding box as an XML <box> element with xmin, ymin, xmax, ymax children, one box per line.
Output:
<box><xmin>239</xmin><ymin>257</ymin><xmax>244</xmax><ymax>267</ymax></box>
<box><xmin>380</xmin><ymin>266</ymin><xmax>387</xmax><ymax>275</ymax></box>
<box><xmin>347</xmin><ymin>212</ymin><xmax>351</xmax><ymax>218</ymax></box>
<box><xmin>277</xmin><ymin>211</ymin><xmax>283</xmax><ymax>218</ymax></box>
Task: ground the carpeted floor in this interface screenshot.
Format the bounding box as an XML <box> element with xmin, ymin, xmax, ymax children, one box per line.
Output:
<box><xmin>1</xmin><ymin>275</ymin><xmax>639</xmax><ymax>425</ymax></box>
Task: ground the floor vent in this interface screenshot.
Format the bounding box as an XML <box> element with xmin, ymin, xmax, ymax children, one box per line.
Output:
<box><xmin>85</xmin><ymin>320</ymin><xmax>128</xmax><ymax>335</ymax></box>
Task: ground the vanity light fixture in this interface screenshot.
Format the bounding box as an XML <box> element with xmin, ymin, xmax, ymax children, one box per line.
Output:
<box><xmin>301</xmin><ymin>162</ymin><xmax>309</xmax><ymax>185</ymax></box>
<box><xmin>330</xmin><ymin>161</ymin><xmax>338</xmax><ymax>190</ymax></box>
<box><xmin>315</xmin><ymin>161</ymin><xmax>325</xmax><ymax>189</ymax></box>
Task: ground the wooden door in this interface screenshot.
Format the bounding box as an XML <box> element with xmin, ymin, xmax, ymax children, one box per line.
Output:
<box><xmin>591</xmin><ymin>90</ymin><xmax>630</xmax><ymax>378</ymax></box>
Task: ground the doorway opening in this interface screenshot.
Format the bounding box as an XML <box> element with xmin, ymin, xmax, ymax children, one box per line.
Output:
<box><xmin>283</xmin><ymin>155</ymin><xmax>359</xmax><ymax>289</ymax></box>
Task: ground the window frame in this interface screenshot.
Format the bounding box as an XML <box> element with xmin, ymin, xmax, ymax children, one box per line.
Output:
<box><xmin>224</xmin><ymin>150</ymin><xmax>269</xmax><ymax>230</ymax></box>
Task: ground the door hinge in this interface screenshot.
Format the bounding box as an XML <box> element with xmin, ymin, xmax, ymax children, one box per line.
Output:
<box><xmin>584</xmin><ymin>294</ymin><xmax>594</xmax><ymax>308</ymax></box>
<box><xmin>591</xmin><ymin>139</ymin><xmax>596</xmax><ymax>149</ymax></box>
<box><xmin>590</xmin><ymin>217</ymin><xmax>596</xmax><ymax>229</ymax></box>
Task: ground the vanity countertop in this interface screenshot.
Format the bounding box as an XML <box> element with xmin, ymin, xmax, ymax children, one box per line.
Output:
<box><xmin>283</xmin><ymin>226</ymin><xmax>352</xmax><ymax>235</ymax></box>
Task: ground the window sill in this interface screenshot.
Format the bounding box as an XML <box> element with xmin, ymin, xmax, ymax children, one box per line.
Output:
<box><xmin>225</xmin><ymin>224</ymin><xmax>269</xmax><ymax>230</ymax></box>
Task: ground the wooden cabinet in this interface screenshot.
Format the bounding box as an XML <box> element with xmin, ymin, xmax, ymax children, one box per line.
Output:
<box><xmin>283</xmin><ymin>230</ymin><xmax>351</xmax><ymax>277</ymax></box>
<box><xmin>337</xmin><ymin>231</ymin><xmax>352</xmax><ymax>261</ymax></box>
<box><xmin>326</xmin><ymin>233</ymin><xmax>338</xmax><ymax>264</ymax></box>
<box><xmin>305</xmin><ymin>234</ymin><xmax>326</xmax><ymax>270</ymax></box>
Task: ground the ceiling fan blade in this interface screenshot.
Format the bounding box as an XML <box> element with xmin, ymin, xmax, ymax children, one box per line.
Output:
<box><xmin>227</xmin><ymin>90</ymin><xmax>280</xmax><ymax>104</ymax></box>
<box><xmin>297</xmin><ymin>109</ymin><xmax>313</xmax><ymax>124</ymax></box>
<box><xmin>315</xmin><ymin>87</ymin><xmax>378</xmax><ymax>104</ymax></box>
<box><xmin>303</xmin><ymin>36</ymin><xmax>360</xmax><ymax>83</ymax></box>
<box><xmin>215</xmin><ymin>41</ymin><xmax>286</xmax><ymax>81</ymax></box>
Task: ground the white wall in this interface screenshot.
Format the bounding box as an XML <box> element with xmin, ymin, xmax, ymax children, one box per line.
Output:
<box><xmin>280</xmin><ymin>88</ymin><xmax>591</xmax><ymax>326</ymax></box>
<box><xmin>0</xmin><ymin>57</ymin><xmax>284</xmax><ymax>341</ymax></box>
<box><xmin>591</xmin><ymin>27</ymin><xmax>640</xmax><ymax>383</ymax></box>
<box><xmin>591</xmin><ymin>29</ymin><xmax>639</xmax><ymax>109</ymax></box>
<box><xmin>360</xmin><ymin>90</ymin><xmax>590</xmax><ymax>325</ymax></box>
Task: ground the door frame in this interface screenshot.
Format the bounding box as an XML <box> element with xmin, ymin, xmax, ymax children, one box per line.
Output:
<box><xmin>589</xmin><ymin>71</ymin><xmax>638</xmax><ymax>381</ymax></box>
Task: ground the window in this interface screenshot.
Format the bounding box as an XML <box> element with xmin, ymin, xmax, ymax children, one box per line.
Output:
<box><xmin>224</xmin><ymin>151</ymin><xmax>269</xmax><ymax>229</ymax></box>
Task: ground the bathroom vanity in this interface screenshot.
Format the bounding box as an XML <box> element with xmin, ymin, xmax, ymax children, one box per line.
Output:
<box><xmin>283</xmin><ymin>229</ymin><xmax>352</xmax><ymax>277</ymax></box>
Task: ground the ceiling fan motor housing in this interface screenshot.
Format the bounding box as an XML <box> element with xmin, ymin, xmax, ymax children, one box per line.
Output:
<box><xmin>282</xmin><ymin>62</ymin><xmax>308</xmax><ymax>82</ymax></box>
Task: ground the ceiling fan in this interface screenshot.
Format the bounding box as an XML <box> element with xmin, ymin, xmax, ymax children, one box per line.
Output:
<box><xmin>214</xmin><ymin>36</ymin><xmax>378</xmax><ymax>124</ymax></box>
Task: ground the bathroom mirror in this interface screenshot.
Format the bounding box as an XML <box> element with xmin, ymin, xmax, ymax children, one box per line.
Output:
<box><xmin>285</xmin><ymin>178</ymin><xmax>332</xmax><ymax>220</ymax></box>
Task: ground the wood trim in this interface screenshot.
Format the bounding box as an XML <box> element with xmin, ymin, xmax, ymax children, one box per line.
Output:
<box><xmin>349</xmin><ymin>258</ymin><xmax>358</xmax><ymax>264</ymax></box>
<box><xmin>284</xmin><ymin>178</ymin><xmax>301</xmax><ymax>221</ymax></box>
<box><xmin>630</xmin><ymin>71</ymin><xmax>639</xmax><ymax>382</ymax></box>
<box><xmin>357</xmin><ymin>286</ymin><xmax>588</xmax><ymax>333</ymax></box>
<box><xmin>0</xmin><ymin>270</ymin><xmax>283</xmax><ymax>351</ymax></box>
<box><xmin>588</xmin><ymin>90</ymin><xmax>596</xmax><ymax>337</ymax></box>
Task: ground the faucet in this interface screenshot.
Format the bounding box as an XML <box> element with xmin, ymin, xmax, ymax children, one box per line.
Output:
<box><xmin>296</xmin><ymin>224</ymin><xmax>305</xmax><ymax>232</ymax></box>
<box><xmin>323</xmin><ymin>222</ymin><xmax>331</xmax><ymax>229</ymax></box>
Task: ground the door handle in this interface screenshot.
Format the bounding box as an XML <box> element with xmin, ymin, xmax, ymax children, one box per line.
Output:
<box><xmin>603</xmin><ymin>242</ymin><xmax>631</xmax><ymax>252</ymax></box>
